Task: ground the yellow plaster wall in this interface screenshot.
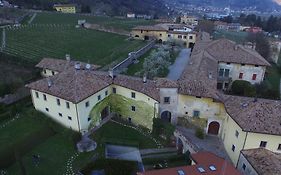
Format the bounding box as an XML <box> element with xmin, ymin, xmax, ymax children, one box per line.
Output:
<box><xmin>31</xmin><ymin>89</ymin><xmax>80</xmax><ymax>131</ymax></box>
<box><xmin>41</xmin><ymin>69</ymin><xmax>59</xmax><ymax>77</ymax></box>
<box><xmin>221</xmin><ymin>115</ymin><xmax>247</xmax><ymax>165</ymax></box>
<box><xmin>244</xmin><ymin>132</ymin><xmax>281</xmax><ymax>153</ymax></box>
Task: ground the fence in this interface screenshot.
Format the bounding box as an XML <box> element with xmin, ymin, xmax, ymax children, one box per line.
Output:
<box><xmin>112</xmin><ymin>40</ymin><xmax>155</xmax><ymax>73</ymax></box>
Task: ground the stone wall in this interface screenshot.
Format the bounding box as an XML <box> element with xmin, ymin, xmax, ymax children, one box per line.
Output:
<box><xmin>112</xmin><ymin>40</ymin><xmax>156</xmax><ymax>73</ymax></box>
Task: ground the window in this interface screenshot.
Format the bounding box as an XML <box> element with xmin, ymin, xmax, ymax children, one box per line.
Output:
<box><xmin>235</xmin><ymin>130</ymin><xmax>239</xmax><ymax>138</ymax></box>
<box><xmin>241</xmin><ymin>64</ymin><xmax>245</xmax><ymax>66</ymax></box>
<box><xmin>178</xmin><ymin>35</ymin><xmax>182</xmax><ymax>39</ymax></box>
<box><xmin>260</xmin><ymin>141</ymin><xmax>267</xmax><ymax>148</ymax></box>
<box><xmin>131</xmin><ymin>106</ymin><xmax>136</xmax><ymax>111</ymax></box>
<box><xmin>227</xmin><ymin>62</ymin><xmax>230</xmax><ymax>65</ymax></box>
<box><xmin>184</xmin><ymin>35</ymin><xmax>187</xmax><ymax>39</ymax></box>
<box><xmin>255</xmin><ymin>65</ymin><xmax>259</xmax><ymax>67</ymax></box>
<box><xmin>224</xmin><ymin>69</ymin><xmax>230</xmax><ymax>77</ymax></box>
<box><xmin>45</xmin><ymin>108</ymin><xmax>49</xmax><ymax>112</ymax></box>
<box><xmin>88</xmin><ymin>117</ymin><xmax>91</xmax><ymax>122</ymax></box>
<box><xmin>164</xmin><ymin>97</ymin><xmax>170</xmax><ymax>104</ymax></box>
<box><xmin>277</xmin><ymin>144</ymin><xmax>281</xmax><ymax>150</ymax></box>
<box><xmin>52</xmin><ymin>71</ymin><xmax>55</xmax><ymax>75</ymax></box>
<box><xmin>193</xmin><ymin>110</ymin><xmax>200</xmax><ymax>117</ymax></box>
<box><xmin>242</xmin><ymin>163</ymin><xmax>246</xmax><ymax>170</ymax></box>
<box><xmin>43</xmin><ymin>69</ymin><xmax>46</xmax><ymax>74</ymax></box>
<box><xmin>59</xmin><ymin>113</ymin><xmax>62</xmax><ymax>117</ymax></box>
<box><xmin>168</xmin><ymin>34</ymin><xmax>171</xmax><ymax>37</ymax></box>
<box><xmin>196</xmin><ymin>96</ymin><xmax>201</xmax><ymax>98</ymax></box>
<box><xmin>98</xmin><ymin>95</ymin><xmax>101</xmax><ymax>101</ymax></box>
<box><xmin>35</xmin><ymin>92</ymin><xmax>39</xmax><ymax>98</ymax></box>
<box><xmin>252</xmin><ymin>74</ymin><xmax>257</xmax><ymax>80</ymax></box>
<box><xmin>219</xmin><ymin>69</ymin><xmax>224</xmax><ymax>76</ymax></box>
<box><xmin>159</xmin><ymin>33</ymin><xmax>162</xmax><ymax>37</ymax></box>
<box><xmin>68</xmin><ymin>116</ymin><xmax>72</xmax><ymax>120</ymax></box>
<box><xmin>57</xmin><ymin>99</ymin><xmax>60</xmax><ymax>106</ymax></box>
<box><xmin>105</xmin><ymin>90</ymin><xmax>108</xmax><ymax>96</ymax></box>
<box><xmin>43</xmin><ymin>94</ymin><xmax>47</xmax><ymax>101</ymax></box>
<box><xmin>85</xmin><ymin>101</ymin><xmax>89</xmax><ymax>107</ymax></box>
<box><xmin>113</xmin><ymin>87</ymin><xmax>116</xmax><ymax>94</ymax></box>
<box><xmin>66</xmin><ymin>102</ymin><xmax>70</xmax><ymax>109</ymax></box>
<box><xmin>239</xmin><ymin>73</ymin><xmax>243</xmax><ymax>79</ymax></box>
<box><xmin>232</xmin><ymin>145</ymin><xmax>236</xmax><ymax>152</ymax></box>
<box><xmin>131</xmin><ymin>92</ymin><xmax>136</xmax><ymax>99</ymax></box>
<box><xmin>141</xmin><ymin>30</ymin><xmax>143</xmax><ymax>33</ymax></box>
<box><xmin>189</xmin><ymin>35</ymin><xmax>193</xmax><ymax>39</ymax></box>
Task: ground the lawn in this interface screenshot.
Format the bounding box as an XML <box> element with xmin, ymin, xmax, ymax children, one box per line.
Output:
<box><xmin>4</xmin><ymin>25</ymin><xmax>146</xmax><ymax>66</ymax></box>
<box><xmin>213</xmin><ymin>30</ymin><xmax>248</xmax><ymax>43</ymax></box>
<box><xmin>33</xmin><ymin>12</ymin><xmax>157</xmax><ymax>31</ymax></box>
<box><xmin>92</xmin><ymin>121</ymin><xmax>158</xmax><ymax>149</ymax></box>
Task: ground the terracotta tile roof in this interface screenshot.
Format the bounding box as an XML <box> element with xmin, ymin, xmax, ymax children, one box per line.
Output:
<box><xmin>132</xmin><ymin>25</ymin><xmax>167</xmax><ymax>31</ymax></box>
<box><xmin>206</xmin><ymin>39</ymin><xmax>270</xmax><ymax>66</ymax></box>
<box><xmin>167</xmin><ymin>31</ymin><xmax>197</xmax><ymax>35</ymax></box>
<box><xmin>27</xmin><ymin>68</ymin><xmax>160</xmax><ymax>103</ymax></box>
<box><xmin>155</xmin><ymin>78</ymin><xmax>178</xmax><ymax>88</ymax></box>
<box><xmin>241</xmin><ymin>148</ymin><xmax>281</xmax><ymax>175</ymax></box>
<box><xmin>36</xmin><ymin>58</ymin><xmax>100</xmax><ymax>72</ymax></box>
<box><xmin>222</xmin><ymin>95</ymin><xmax>281</xmax><ymax>135</ymax></box>
<box><xmin>139</xmin><ymin>151</ymin><xmax>241</xmax><ymax>175</ymax></box>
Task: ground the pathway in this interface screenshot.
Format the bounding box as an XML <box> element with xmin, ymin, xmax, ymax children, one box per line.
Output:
<box><xmin>176</xmin><ymin>126</ymin><xmax>231</xmax><ymax>161</ymax></box>
<box><xmin>1</xmin><ymin>28</ymin><xmax>6</xmax><ymax>51</ymax></box>
<box><xmin>167</xmin><ymin>48</ymin><xmax>191</xmax><ymax>80</ymax></box>
<box><xmin>28</xmin><ymin>13</ymin><xmax>37</xmax><ymax>24</ymax></box>
<box><xmin>279</xmin><ymin>78</ymin><xmax>281</xmax><ymax>98</ymax></box>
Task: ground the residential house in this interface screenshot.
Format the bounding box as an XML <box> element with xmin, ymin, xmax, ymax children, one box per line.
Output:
<box><xmin>179</xmin><ymin>15</ymin><xmax>198</xmax><ymax>26</ymax></box>
<box><xmin>138</xmin><ymin>151</ymin><xmax>241</xmax><ymax>175</ymax></box>
<box><xmin>237</xmin><ymin>148</ymin><xmax>281</xmax><ymax>175</ymax></box>
<box><xmin>131</xmin><ymin>24</ymin><xmax>197</xmax><ymax>48</ymax></box>
<box><xmin>127</xmin><ymin>13</ymin><xmax>136</xmax><ymax>18</ymax></box>
<box><xmin>53</xmin><ymin>4</ymin><xmax>77</xmax><ymax>13</ymax></box>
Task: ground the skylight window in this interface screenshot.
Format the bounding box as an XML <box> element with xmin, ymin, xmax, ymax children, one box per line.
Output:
<box><xmin>198</xmin><ymin>167</ymin><xmax>206</xmax><ymax>173</ymax></box>
<box><xmin>177</xmin><ymin>170</ymin><xmax>185</xmax><ymax>175</ymax></box>
<box><xmin>209</xmin><ymin>165</ymin><xmax>216</xmax><ymax>171</ymax></box>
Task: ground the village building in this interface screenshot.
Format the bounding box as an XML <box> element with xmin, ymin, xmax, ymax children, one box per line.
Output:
<box><xmin>131</xmin><ymin>24</ymin><xmax>197</xmax><ymax>48</ymax></box>
<box><xmin>127</xmin><ymin>13</ymin><xmax>136</xmax><ymax>18</ymax></box>
<box><xmin>237</xmin><ymin>148</ymin><xmax>281</xmax><ymax>175</ymax></box>
<box><xmin>179</xmin><ymin>15</ymin><xmax>198</xmax><ymax>26</ymax></box>
<box><xmin>26</xmin><ymin>32</ymin><xmax>281</xmax><ymax>172</ymax></box>
<box><xmin>138</xmin><ymin>151</ymin><xmax>241</xmax><ymax>175</ymax></box>
<box><xmin>214</xmin><ymin>21</ymin><xmax>241</xmax><ymax>32</ymax></box>
<box><xmin>53</xmin><ymin>4</ymin><xmax>77</xmax><ymax>13</ymax></box>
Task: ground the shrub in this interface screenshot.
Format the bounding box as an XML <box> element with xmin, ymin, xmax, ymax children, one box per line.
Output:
<box><xmin>231</xmin><ymin>80</ymin><xmax>256</xmax><ymax>97</ymax></box>
<box><xmin>195</xmin><ymin>128</ymin><xmax>205</xmax><ymax>139</ymax></box>
<box><xmin>152</xmin><ymin>118</ymin><xmax>175</xmax><ymax>145</ymax></box>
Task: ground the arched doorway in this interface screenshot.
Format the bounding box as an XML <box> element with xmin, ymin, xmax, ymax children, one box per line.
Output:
<box><xmin>208</xmin><ymin>121</ymin><xmax>220</xmax><ymax>135</ymax></box>
<box><xmin>101</xmin><ymin>106</ymin><xmax>110</xmax><ymax>120</ymax></box>
<box><xmin>158</xmin><ymin>39</ymin><xmax>163</xmax><ymax>43</ymax></box>
<box><xmin>161</xmin><ymin>111</ymin><xmax>172</xmax><ymax>122</ymax></box>
<box><xmin>189</xmin><ymin>42</ymin><xmax>195</xmax><ymax>49</ymax></box>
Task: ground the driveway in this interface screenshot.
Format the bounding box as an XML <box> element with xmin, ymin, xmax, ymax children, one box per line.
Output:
<box><xmin>167</xmin><ymin>48</ymin><xmax>191</xmax><ymax>80</ymax></box>
<box><xmin>176</xmin><ymin>126</ymin><xmax>231</xmax><ymax>162</ymax></box>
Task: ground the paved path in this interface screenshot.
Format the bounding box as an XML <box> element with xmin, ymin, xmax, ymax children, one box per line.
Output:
<box><xmin>28</xmin><ymin>13</ymin><xmax>37</xmax><ymax>24</ymax></box>
<box><xmin>167</xmin><ymin>48</ymin><xmax>191</xmax><ymax>80</ymax></box>
<box><xmin>279</xmin><ymin>78</ymin><xmax>281</xmax><ymax>99</ymax></box>
<box><xmin>177</xmin><ymin>126</ymin><xmax>231</xmax><ymax>161</ymax></box>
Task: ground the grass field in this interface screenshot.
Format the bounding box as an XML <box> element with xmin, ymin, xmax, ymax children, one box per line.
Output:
<box><xmin>33</xmin><ymin>12</ymin><xmax>156</xmax><ymax>31</ymax></box>
<box><xmin>4</xmin><ymin>25</ymin><xmax>146</xmax><ymax>66</ymax></box>
<box><xmin>213</xmin><ymin>30</ymin><xmax>249</xmax><ymax>43</ymax></box>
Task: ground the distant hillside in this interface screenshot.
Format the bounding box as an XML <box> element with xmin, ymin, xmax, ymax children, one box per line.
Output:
<box><xmin>9</xmin><ymin>0</ymin><xmax>168</xmax><ymax>16</ymax></box>
<box><xmin>171</xmin><ymin>0</ymin><xmax>281</xmax><ymax>11</ymax></box>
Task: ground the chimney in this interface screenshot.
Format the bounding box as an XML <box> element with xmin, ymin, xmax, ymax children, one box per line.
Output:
<box><xmin>47</xmin><ymin>78</ymin><xmax>52</xmax><ymax>87</ymax></box>
<box><xmin>252</xmin><ymin>43</ymin><xmax>256</xmax><ymax>50</ymax></box>
<box><xmin>143</xmin><ymin>73</ymin><xmax>147</xmax><ymax>83</ymax></box>
<box><xmin>234</xmin><ymin>45</ymin><xmax>239</xmax><ymax>50</ymax></box>
<box><xmin>109</xmin><ymin>69</ymin><xmax>114</xmax><ymax>79</ymax></box>
<box><xmin>74</xmin><ymin>62</ymin><xmax>80</xmax><ymax>70</ymax></box>
<box><xmin>66</xmin><ymin>54</ymin><xmax>71</xmax><ymax>61</ymax></box>
<box><xmin>85</xmin><ymin>63</ymin><xmax>91</xmax><ymax>70</ymax></box>
<box><xmin>208</xmin><ymin>72</ymin><xmax>213</xmax><ymax>79</ymax></box>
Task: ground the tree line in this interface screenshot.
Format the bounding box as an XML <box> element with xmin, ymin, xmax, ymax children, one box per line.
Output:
<box><xmin>221</xmin><ymin>14</ymin><xmax>281</xmax><ymax>33</ymax></box>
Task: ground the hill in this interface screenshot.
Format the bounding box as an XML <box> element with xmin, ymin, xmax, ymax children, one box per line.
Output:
<box><xmin>170</xmin><ymin>0</ymin><xmax>281</xmax><ymax>11</ymax></box>
<box><xmin>9</xmin><ymin>0</ymin><xmax>167</xmax><ymax>16</ymax></box>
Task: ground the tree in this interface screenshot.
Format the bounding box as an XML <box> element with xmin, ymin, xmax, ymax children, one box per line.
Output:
<box><xmin>231</xmin><ymin>80</ymin><xmax>256</xmax><ymax>97</ymax></box>
<box><xmin>197</xmin><ymin>20</ymin><xmax>214</xmax><ymax>34</ymax></box>
<box><xmin>247</xmin><ymin>33</ymin><xmax>271</xmax><ymax>61</ymax></box>
<box><xmin>221</xmin><ymin>15</ymin><xmax>233</xmax><ymax>23</ymax></box>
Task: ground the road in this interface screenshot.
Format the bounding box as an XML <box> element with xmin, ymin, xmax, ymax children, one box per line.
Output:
<box><xmin>167</xmin><ymin>48</ymin><xmax>191</xmax><ymax>80</ymax></box>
